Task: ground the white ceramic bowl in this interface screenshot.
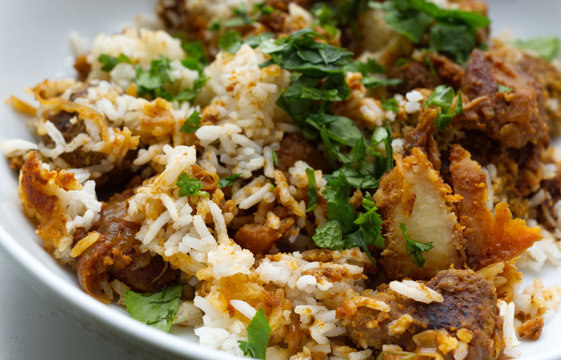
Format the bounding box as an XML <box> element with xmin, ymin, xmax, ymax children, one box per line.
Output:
<box><xmin>0</xmin><ymin>1</ymin><xmax>560</xmax><ymax>359</ymax></box>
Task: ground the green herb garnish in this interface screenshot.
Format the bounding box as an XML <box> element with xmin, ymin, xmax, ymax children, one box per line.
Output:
<box><xmin>98</xmin><ymin>53</ymin><xmax>131</xmax><ymax>72</ymax></box>
<box><xmin>306</xmin><ymin>168</ymin><xmax>318</xmax><ymax>212</ymax></box>
<box><xmin>217</xmin><ymin>174</ymin><xmax>242</xmax><ymax>188</ymax></box>
<box><xmin>124</xmin><ymin>285</ymin><xmax>183</xmax><ymax>332</ymax></box>
<box><xmin>424</xmin><ymin>85</ymin><xmax>463</xmax><ymax>130</ymax></box>
<box><xmin>370</xmin><ymin>0</ymin><xmax>490</xmax><ymax>64</ymax></box>
<box><xmin>512</xmin><ymin>36</ymin><xmax>560</xmax><ymax>62</ymax></box>
<box><xmin>179</xmin><ymin>110</ymin><xmax>201</xmax><ymax>134</ymax></box>
<box><xmin>271</xmin><ymin>149</ymin><xmax>279</xmax><ymax>167</ymax></box>
<box><xmin>219</xmin><ymin>31</ymin><xmax>243</xmax><ymax>54</ymax></box>
<box><xmin>176</xmin><ymin>173</ymin><xmax>209</xmax><ymax>197</ymax></box>
<box><xmin>400</xmin><ymin>223</ymin><xmax>433</xmax><ymax>267</ymax></box>
<box><xmin>238</xmin><ymin>308</ymin><xmax>271</xmax><ymax>360</ymax></box>
<box><xmin>381</xmin><ymin>98</ymin><xmax>399</xmax><ymax>113</ymax></box>
<box><xmin>498</xmin><ymin>84</ymin><xmax>513</xmax><ymax>93</ymax></box>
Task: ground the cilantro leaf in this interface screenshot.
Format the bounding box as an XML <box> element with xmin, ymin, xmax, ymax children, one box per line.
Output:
<box><xmin>313</xmin><ymin>220</ymin><xmax>344</xmax><ymax>250</ymax></box>
<box><xmin>124</xmin><ymin>285</ymin><xmax>182</xmax><ymax>332</ymax></box>
<box><xmin>371</xmin><ymin>0</ymin><xmax>490</xmax><ymax>64</ymax></box>
<box><xmin>322</xmin><ymin>172</ymin><xmax>355</xmax><ymax>233</ymax></box>
<box><xmin>344</xmin><ymin>58</ymin><xmax>386</xmax><ymax>74</ymax></box>
<box><xmin>134</xmin><ymin>55</ymin><xmax>175</xmax><ymax>100</ymax></box>
<box><xmin>512</xmin><ymin>36</ymin><xmax>560</xmax><ymax>62</ymax></box>
<box><xmin>498</xmin><ymin>84</ymin><xmax>513</xmax><ymax>93</ymax></box>
<box><xmin>271</xmin><ymin>149</ymin><xmax>279</xmax><ymax>167</ymax></box>
<box><xmin>362</xmin><ymin>75</ymin><xmax>402</xmax><ymax>88</ymax></box>
<box><xmin>401</xmin><ymin>223</ymin><xmax>433</xmax><ymax>267</ymax></box>
<box><xmin>223</xmin><ymin>3</ymin><xmax>254</xmax><ymax>28</ymax></box>
<box><xmin>217</xmin><ymin>174</ymin><xmax>242</xmax><ymax>188</ymax></box>
<box><xmin>98</xmin><ymin>53</ymin><xmax>131</xmax><ymax>72</ymax></box>
<box><xmin>306</xmin><ymin>168</ymin><xmax>318</xmax><ymax>212</ymax></box>
<box><xmin>382</xmin><ymin>98</ymin><xmax>399</xmax><ymax>113</ymax></box>
<box><xmin>219</xmin><ymin>31</ymin><xmax>243</xmax><ymax>54</ymax></box>
<box><xmin>238</xmin><ymin>308</ymin><xmax>271</xmax><ymax>360</ymax></box>
<box><xmin>424</xmin><ymin>85</ymin><xmax>463</xmax><ymax>130</ymax></box>
<box><xmin>176</xmin><ymin>173</ymin><xmax>209</xmax><ymax>197</ymax></box>
<box><xmin>370</xmin><ymin>124</ymin><xmax>394</xmax><ymax>178</ymax></box>
<box><xmin>179</xmin><ymin>110</ymin><xmax>201</xmax><ymax>134</ymax></box>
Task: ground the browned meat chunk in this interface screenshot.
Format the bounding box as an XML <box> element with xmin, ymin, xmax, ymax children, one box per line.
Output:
<box><xmin>457</xmin><ymin>49</ymin><xmax>548</xmax><ymax>149</ymax></box>
<box><xmin>276</xmin><ymin>133</ymin><xmax>330</xmax><ymax>172</ymax></box>
<box><xmin>341</xmin><ymin>269</ymin><xmax>502</xmax><ymax>360</ymax></box>
<box><xmin>235</xmin><ymin>223</ymin><xmax>281</xmax><ymax>254</ymax></box>
<box><xmin>76</xmin><ymin>193</ymin><xmax>178</xmax><ymax>303</ymax></box>
<box><xmin>449</xmin><ymin>145</ymin><xmax>541</xmax><ymax>269</ymax></box>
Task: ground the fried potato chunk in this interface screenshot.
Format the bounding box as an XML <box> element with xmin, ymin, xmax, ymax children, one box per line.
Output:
<box><xmin>374</xmin><ymin>148</ymin><xmax>465</xmax><ymax>280</ymax></box>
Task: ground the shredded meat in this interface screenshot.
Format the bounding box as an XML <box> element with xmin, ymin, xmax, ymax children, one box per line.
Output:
<box><xmin>341</xmin><ymin>269</ymin><xmax>501</xmax><ymax>360</ymax></box>
<box><xmin>76</xmin><ymin>193</ymin><xmax>178</xmax><ymax>303</ymax></box>
<box><xmin>457</xmin><ymin>49</ymin><xmax>548</xmax><ymax>149</ymax></box>
<box><xmin>374</xmin><ymin>148</ymin><xmax>465</xmax><ymax>280</ymax></box>
<box><xmin>404</xmin><ymin>108</ymin><xmax>441</xmax><ymax>170</ymax></box>
<box><xmin>449</xmin><ymin>145</ymin><xmax>542</xmax><ymax>269</ymax></box>
<box><xmin>276</xmin><ymin>133</ymin><xmax>330</xmax><ymax>172</ymax></box>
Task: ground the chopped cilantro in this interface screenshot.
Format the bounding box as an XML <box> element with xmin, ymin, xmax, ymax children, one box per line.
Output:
<box><xmin>311</xmin><ymin>3</ymin><xmax>339</xmax><ymax>38</ymax></box>
<box><xmin>424</xmin><ymin>85</ymin><xmax>463</xmax><ymax>130</ymax></box>
<box><xmin>345</xmin><ymin>58</ymin><xmax>386</xmax><ymax>74</ymax></box>
<box><xmin>306</xmin><ymin>168</ymin><xmax>318</xmax><ymax>212</ymax></box>
<box><xmin>362</xmin><ymin>75</ymin><xmax>402</xmax><ymax>88</ymax></box>
<box><xmin>382</xmin><ymin>98</ymin><xmax>399</xmax><ymax>113</ymax></box>
<box><xmin>370</xmin><ymin>124</ymin><xmax>394</xmax><ymax>178</ymax></box>
<box><xmin>238</xmin><ymin>308</ymin><xmax>271</xmax><ymax>360</ymax></box>
<box><xmin>223</xmin><ymin>3</ymin><xmax>254</xmax><ymax>28</ymax></box>
<box><xmin>400</xmin><ymin>223</ymin><xmax>433</xmax><ymax>267</ymax></box>
<box><xmin>219</xmin><ymin>31</ymin><xmax>243</xmax><ymax>54</ymax></box>
<box><xmin>370</xmin><ymin>0</ymin><xmax>490</xmax><ymax>64</ymax></box>
<box><xmin>134</xmin><ymin>55</ymin><xmax>175</xmax><ymax>100</ymax></box>
<box><xmin>179</xmin><ymin>110</ymin><xmax>201</xmax><ymax>134</ymax></box>
<box><xmin>176</xmin><ymin>173</ymin><xmax>209</xmax><ymax>197</ymax></box>
<box><xmin>98</xmin><ymin>53</ymin><xmax>131</xmax><ymax>72</ymax></box>
<box><xmin>498</xmin><ymin>84</ymin><xmax>513</xmax><ymax>93</ymax></box>
<box><xmin>512</xmin><ymin>36</ymin><xmax>560</xmax><ymax>62</ymax></box>
<box><xmin>124</xmin><ymin>285</ymin><xmax>182</xmax><ymax>332</ymax></box>
<box><xmin>217</xmin><ymin>174</ymin><xmax>242</xmax><ymax>188</ymax></box>
<box><xmin>271</xmin><ymin>149</ymin><xmax>279</xmax><ymax>167</ymax></box>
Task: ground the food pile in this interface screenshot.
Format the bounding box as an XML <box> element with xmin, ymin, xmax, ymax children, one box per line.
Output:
<box><xmin>3</xmin><ymin>0</ymin><xmax>561</xmax><ymax>359</ymax></box>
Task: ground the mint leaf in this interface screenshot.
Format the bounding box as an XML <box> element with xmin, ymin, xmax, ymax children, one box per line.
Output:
<box><xmin>313</xmin><ymin>220</ymin><xmax>344</xmax><ymax>250</ymax></box>
<box><xmin>306</xmin><ymin>168</ymin><xmax>318</xmax><ymax>212</ymax></box>
<box><xmin>217</xmin><ymin>174</ymin><xmax>242</xmax><ymax>188</ymax></box>
<box><xmin>238</xmin><ymin>308</ymin><xmax>271</xmax><ymax>360</ymax></box>
<box><xmin>124</xmin><ymin>285</ymin><xmax>182</xmax><ymax>332</ymax></box>
<box><xmin>179</xmin><ymin>110</ymin><xmax>201</xmax><ymax>134</ymax></box>
<box><xmin>401</xmin><ymin>223</ymin><xmax>433</xmax><ymax>267</ymax></box>
<box><xmin>176</xmin><ymin>173</ymin><xmax>208</xmax><ymax>197</ymax></box>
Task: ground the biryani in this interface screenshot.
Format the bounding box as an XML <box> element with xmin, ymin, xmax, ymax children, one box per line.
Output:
<box><xmin>3</xmin><ymin>0</ymin><xmax>561</xmax><ymax>359</ymax></box>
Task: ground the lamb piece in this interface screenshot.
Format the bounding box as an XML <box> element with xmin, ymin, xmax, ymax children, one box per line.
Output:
<box><xmin>389</xmin><ymin>54</ymin><xmax>464</xmax><ymax>94</ymax></box>
<box><xmin>448</xmin><ymin>145</ymin><xmax>541</xmax><ymax>269</ymax></box>
<box><xmin>456</xmin><ymin>49</ymin><xmax>548</xmax><ymax>149</ymax></box>
<box><xmin>374</xmin><ymin>148</ymin><xmax>465</xmax><ymax>280</ymax></box>
<box><xmin>76</xmin><ymin>193</ymin><xmax>178</xmax><ymax>303</ymax></box>
<box><xmin>404</xmin><ymin>108</ymin><xmax>441</xmax><ymax>170</ymax></box>
<box><xmin>341</xmin><ymin>269</ymin><xmax>502</xmax><ymax>360</ymax></box>
<box><xmin>276</xmin><ymin>133</ymin><xmax>330</xmax><ymax>172</ymax></box>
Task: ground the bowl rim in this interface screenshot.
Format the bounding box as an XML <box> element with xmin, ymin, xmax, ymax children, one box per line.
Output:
<box><xmin>0</xmin><ymin>223</ymin><xmax>242</xmax><ymax>360</ymax></box>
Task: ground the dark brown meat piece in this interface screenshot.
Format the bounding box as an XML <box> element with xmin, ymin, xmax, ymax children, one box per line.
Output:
<box><xmin>234</xmin><ymin>223</ymin><xmax>281</xmax><ymax>254</ymax></box>
<box><xmin>457</xmin><ymin>49</ymin><xmax>548</xmax><ymax>149</ymax></box>
<box><xmin>389</xmin><ymin>54</ymin><xmax>464</xmax><ymax>94</ymax></box>
<box><xmin>74</xmin><ymin>54</ymin><xmax>91</xmax><ymax>81</ymax></box>
<box><xmin>341</xmin><ymin>269</ymin><xmax>502</xmax><ymax>360</ymax></box>
<box><xmin>76</xmin><ymin>193</ymin><xmax>178</xmax><ymax>303</ymax></box>
<box><xmin>276</xmin><ymin>133</ymin><xmax>330</xmax><ymax>172</ymax></box>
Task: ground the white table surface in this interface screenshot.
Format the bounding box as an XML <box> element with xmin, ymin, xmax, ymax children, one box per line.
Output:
<box><xmin>0</xmin><ymin>255</ymin><xmax>126</xmax><ymax>360</ymax></box>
